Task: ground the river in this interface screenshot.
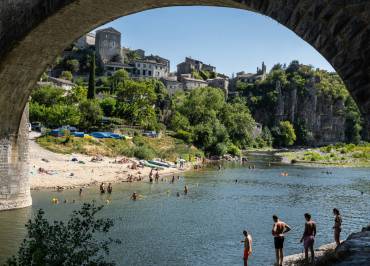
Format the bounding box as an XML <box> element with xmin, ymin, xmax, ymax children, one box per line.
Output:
<box><xmin>0</xmin><ymin>153</ymin><xmax>369</xmax><ymax>265</ymax></box>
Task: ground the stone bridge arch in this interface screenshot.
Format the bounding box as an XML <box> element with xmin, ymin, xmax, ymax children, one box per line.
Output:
<box><xmin>0</xmin><ymin>0</ymin><xmax>369</xmax><ymax>210</ymax></box>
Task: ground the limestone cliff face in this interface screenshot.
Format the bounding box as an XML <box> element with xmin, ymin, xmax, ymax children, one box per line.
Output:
<box><xmin>253</xmin><ymin>79</ymin><xmax>346</xmax><ymax>146</ymax></box>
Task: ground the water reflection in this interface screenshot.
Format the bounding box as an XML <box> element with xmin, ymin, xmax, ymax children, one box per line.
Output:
<box><xmin>0</xmin><ymin>206</ymin><xmax>31</xmax><ymax>262</ymax></box>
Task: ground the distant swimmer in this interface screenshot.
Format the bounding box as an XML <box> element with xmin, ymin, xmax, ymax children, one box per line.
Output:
<box><xmin>300</xmin><ymin>213</ymin><xmax>316</xmax><ymax>264</ymax></box>
<box><xmin>235</xmin><ymin>179</ymin><xmax>238</xmax><ymax>183</ymax></box>
<box><xmin>107</xmin><ymin>183</ymin><xmax>112</xmax><ymax>194</ymax></box>
<box><xmin>171</xmin><ymin>175</ymin><xmax>175</xmax><ymax>183</ymax></box>
<box><xmin>100</xmin><ymin>183</ymin><xmax>105</xmax><ymax>194</ymax></box>
<box><xmin>241</xmin><ymin>230</ymin><xmax>252</xmax><ymax>266</ymax></box>
<box><xmin>51</xmin><ymin>197</ymin><xmax>59</xmax><ymax>204</ymax></box>
<box><xmin>184</xmin><ymin>185</ymin><xmax>188</xmax><ymax>195</ymax></box>
<box><xmin>131</xmin><ymin>192</ymin><xmax>138</xmax><ymax>201</ymax></box>
<box><xmin>176</xmin><ymin>192</ymin><xmax>180</xmax><ymax>197</ymax></box>
<box><xmin>155</xmin><ymin>170</ymin><xmax>159</xmax><ymax>182</ymax></box>
<box><xmin>79</xmin><ymin>188</ymin><xmax>83</xmax><ymax>196</ymax></box>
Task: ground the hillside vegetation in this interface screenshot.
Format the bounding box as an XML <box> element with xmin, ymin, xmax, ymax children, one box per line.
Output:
<box><xmin>36</xmin><ymin>134</ymin><xmax>203</xmax><ymax>162</ymax></box>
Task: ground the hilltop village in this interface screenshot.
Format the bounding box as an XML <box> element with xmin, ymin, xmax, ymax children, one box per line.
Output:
<box><xmin>35</xmin><ymin>27</ymin><xmax>365</xmax><ymax>158</ymax></box>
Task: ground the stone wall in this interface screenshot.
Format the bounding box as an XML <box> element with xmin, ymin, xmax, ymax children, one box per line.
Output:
<box><xmin>0</xmin><ymin>105</ymin><xmax>31</xmax><ymax>210</ymax></box>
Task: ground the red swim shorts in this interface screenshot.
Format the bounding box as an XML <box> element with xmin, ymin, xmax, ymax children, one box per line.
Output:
<box><xmin>244</xmin><ymin>249</ymin><xmax>249</xmax><ymax>260</ymax></box>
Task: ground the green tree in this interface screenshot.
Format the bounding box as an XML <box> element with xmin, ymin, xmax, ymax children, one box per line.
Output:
<box><xmin>345</xmin><ymin>97</ymin><xmax>362</xmax><ymax>144</ymax></box>
<box><xmin>5</xmin><ymin>203</ymin><xmax>120</xmax><ymax>266</ymax></box>
<box><xmin>100</xmin><ymin>97</ymin><xmax>117</xmax><ymax>117</ymax></box>
<box><xmin>115</xmin><ymin>80</ymin><xmax>157</xmax><ymax>129</ymax></box>
<box><xmin>219</xmin><ymin>98</ymin><xmax>255</xmax><ymax>148</ymax></box>
<box><xmin>108</xmin><ymin>69</ymin><xmax>129</xmax><ymax>93</ymax></box>
<box><xmin>60</xmin><ymin>71</ymin><xmax>73</xmax><ymax>81</ymax></box>
<box><xmin>272</xmin><ymin>121</ymin><xmax>296</xmax><ymax>147</ymax></box>
<box><xmin>31</xmin><ymin>85</ymin><xmax>64</xmax><ymax>106</ymax></box>
<box><xmin>88</xmin><ymin>52</ymin><xmax>96</xmax><ymax>99</ymax></box>
<box><xmin>79</xmin><ymin>100</ymin><xmax>103</xmax><ymax>130</ymax></box>
<box><xmin>65</xmin><ymin>59</ymin><xmax>80</xmax><ymax>73</ymax></box>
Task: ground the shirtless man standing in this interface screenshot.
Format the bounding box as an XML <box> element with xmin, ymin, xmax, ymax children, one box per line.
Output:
<box><xmin>272</xmin><ymin>215</ymin><xmax>291</xmax><ymax>266</ymax></box>
<box><xmin>241</xmin><ymin>230</ymin><xmax>252</xmax><ymax>266</ymax></box>
<box><xmin>300</xmin><ymin>213</ymin><xmax>316</xmax><ymax>263</ymax></box>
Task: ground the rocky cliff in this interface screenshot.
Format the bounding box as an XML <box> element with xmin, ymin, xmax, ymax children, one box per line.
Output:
<box><xmin>237</xmin><ymin>62</ymin><xmax>362</xmax><ymax>146</ymax></box>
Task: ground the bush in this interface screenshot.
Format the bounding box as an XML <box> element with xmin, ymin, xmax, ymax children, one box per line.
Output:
<box><xmin>227</xmin><ymin>144</ymin><xmax>241</xmax><ymax>156</ymax></box>
<box><xmin>213</xmin><ymin>142</ymin><xmax>228</xmax><ymax>156</ymax></box>
<box><xmin>175</xmin><ymin>130</ymin><xmax>193</xmax><ymax>143</ymax></box>
<box><xmin>5</xmin><ymin>202</ymin><xmax>120</xmax><ymax>266</ymax></box>
<box><xmin>133</xmin><ymin>146</ymin><xmax>156</xmax><ymax>160</ymax></box>
<box><xmin>100</xmin><ymin>97</ymin><xmax>116</xmax><ymax>117</ymax></box>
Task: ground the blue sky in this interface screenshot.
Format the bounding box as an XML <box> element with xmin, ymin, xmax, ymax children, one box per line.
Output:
<box><xmin>96</xmin><ymin>6</ymin><xmax>335</xmax><ymax>76</ymax></box>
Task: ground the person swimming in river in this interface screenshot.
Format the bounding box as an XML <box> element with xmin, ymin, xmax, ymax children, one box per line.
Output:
<box><xmin>184</xmin><ymin>185</ymin><xmax>188</xmax><ymax>195</ymax></box>
<box><xmin>171</xmin><ymin>175</ymin><xmax>175</xmax><ymax>183</ymax></box>
<box><xmin>107</xmin><ymin>183</ymin><xmax>112</xmax><ymax>194</ymax></box>
<box><xmin>300</xmin><ymin>213</ymin><xmax>316</xmax><ymax>264</ymax></box>
<box><xmin>333</xmin><ymin>208</ymin><xmax>342</xmax><ymax>246</ymax></box>
<box><xmin>272</xmin><ymin>215</ymin><xmax>291</xmax><ymax>266</ymax></box>
<box><xmin>241</xmin><ymin>230</ymin><xmax>252</xmax><ymax>266</ymax></box>
<box><xmin>99</xmin><ymin>183</ymin><xmax>105</xmax><ymax>194</ymax></box>
<box><xmin>79</xmin><ymin>188</ymin><xmax>83</xmax><ymax>196</ymax></box>
<box><xmin>131</xmin><ymin>192</ymin><xmax>138</xmax><ymax>201</ymax></box>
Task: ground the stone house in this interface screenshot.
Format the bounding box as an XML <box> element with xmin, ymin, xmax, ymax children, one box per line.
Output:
<box><xmin>95</xmin><ymin>27</ymin><xmax>122</xmax><ymax>64</ymax></box>
<box><xmin>207</xmin><ymin>77</ymin><xmax>229</xmax><ymax>95</ymax></box>
<box><xmin>75</xmin><ymin>32</ymin><xmax>96</xmax><ymax>49</ymax></box>
<box><xmin>177</xmin><ymin>57</ymin><xmax>216</xmax><ymax>78</ymax></box>
<box><xmin>180</xmin><ymin>74</ymin><xmax>208</xmax><ymax>90</ymax></box>
<box><xmin>132</xmin><ymin>59</ymin><xmax>169</xmax><ymax>79</ymax></box>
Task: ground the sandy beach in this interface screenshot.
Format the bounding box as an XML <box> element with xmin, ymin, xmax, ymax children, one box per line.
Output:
<box><xmin>29</xmin><ymin>133</ymin><xmax>191</xmax><ymax>190</ymax></box>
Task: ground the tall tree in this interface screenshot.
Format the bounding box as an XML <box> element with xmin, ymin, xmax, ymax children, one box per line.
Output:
<box><xmin>87</xmin><ymin>52</ymin><xmax>96</xmax><ymax>99</ymax></box>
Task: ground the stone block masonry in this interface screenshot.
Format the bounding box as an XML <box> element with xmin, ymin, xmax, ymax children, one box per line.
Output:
<box><xmin>0</xmin><ymin>105</ymin><xmax>31</xmax><ymax>210</ymax></box>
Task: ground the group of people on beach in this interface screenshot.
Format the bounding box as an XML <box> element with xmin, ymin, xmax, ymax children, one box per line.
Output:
<box><xmin>242</xmin><ymin>208</ymin><xmax>342</xmax><ymax>266</ymax></box>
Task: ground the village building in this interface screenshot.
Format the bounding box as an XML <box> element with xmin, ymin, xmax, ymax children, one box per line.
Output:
<box><xmin>75</xmin><ymin>32</ymin><xmax>96</xmax><ymax>49</ymax></box>
<box><xmin>228</xmin><ymin>62</ymin><xmax>267</xmax><ymax>96</ymax></box>
<box><xmin>95</xmin><ymin>27</ymin><xmax>122</xmax><ymax>64</ymax></box>
<box><xmin>207</xmin><ymin>77</ymin><xmax>229</xmax><ymax>95</ymax></box>
<box><xmin>132</xmin><ymin>58</ymin><xmax>169</xmax><ymax>79</ymax></box>
<box><xmin>177</xmin><ymin>57</ymin><xmax>216</xmax><ymax>78</ymax></box>
<box><xmin>161</xmin><ymin>76</ymin><xmax>183</xmax><ymax>95</ymax></box>
<box><xmin>179</xmin><ymin>74</ymin><xmax>208</xmax><ymax>90</ymax></box>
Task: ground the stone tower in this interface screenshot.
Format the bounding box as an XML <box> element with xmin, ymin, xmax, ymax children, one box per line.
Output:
<box><xmin>95</xmin><ymin>27</ymin><xmax>121</xmax><ymax>64</ymax></box>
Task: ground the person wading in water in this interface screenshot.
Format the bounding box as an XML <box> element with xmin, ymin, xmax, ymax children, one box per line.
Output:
<box><xmin>107</xmin><ymin>183</ymin><xmax>112</xmax><ymax>194</ymax></box>
<box><xmin>99</xmin><ymin>183</ymin><xmax>105</xmax><ymax>194</ymax></box>
<box><xmin>241</xmin><ymin>230</ymin><xmax>252</xmax><ymax>266</ymax></box>
<box><xmin>272</xmin><ymin>215</ymin><xmax>291</xmax><ymax>266</ymax></box>
<box><xmin>300</xmin><ymin>213</ymin><xmax>316</xmax><ymax>264</ymax></box>
<box><xmin>333</xmin><ymin>208</ymin><xmax>342</xmax><ymax>246</ymax></box>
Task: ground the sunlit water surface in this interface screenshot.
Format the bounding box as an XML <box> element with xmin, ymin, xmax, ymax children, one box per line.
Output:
<box><xmin>1</xmin><ymin>153</ymin><xmax>369</xmax><ymax>265</ymax></box>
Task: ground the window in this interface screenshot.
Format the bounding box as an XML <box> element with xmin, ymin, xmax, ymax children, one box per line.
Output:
<box><xmin>143</xmin><ymin>64</ymin><xmax>146</xmax><ymax>68</ymax></box>
<box><xmin>137</xmin><ymin>63</ymin><xmax>140</xmax><ymax>67</ymax></box>
<box><xmin>143</xmin><ymin>70</ymin><xmax>146</xmax><ymax>76</ymax></box>
<box><xmin>148</xmin><ymin>71</ymin><xmax>152</xmax><ymax>76</ymax></box>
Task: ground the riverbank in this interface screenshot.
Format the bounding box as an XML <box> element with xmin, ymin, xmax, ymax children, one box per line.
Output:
<box><xmin>276</xmin><ymin>143</ymin><xmax>370</xmax><ymax>167</ymax></box>
<box><xmin>284</xmin><ymin>224</ymin><xmax>370</xmax><ymax>265</ymax></box>
<box><xmin>29</xmin><ymin>134</ymin><xmax>192</xmax><ymax>190</ymax></box>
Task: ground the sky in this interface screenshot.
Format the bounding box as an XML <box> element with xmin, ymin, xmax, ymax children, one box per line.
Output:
<box><xmin>95</xmin><ymin>6</ymin><xmax>335</xmax><ymax>76</ymax></box>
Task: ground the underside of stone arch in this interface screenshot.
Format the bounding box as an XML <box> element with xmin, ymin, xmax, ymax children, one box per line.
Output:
<box><xmin>0</xmin><ymin>0</ymin><xmax>369</xmax><ymax>209</ymax></box>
